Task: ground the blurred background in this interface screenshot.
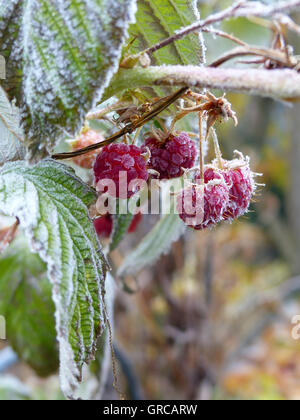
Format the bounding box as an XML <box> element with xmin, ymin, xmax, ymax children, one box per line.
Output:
<box><xmin>1</xmin><ymin>0</ymin><xmax>300</xmax><ymax>400</ymax></box>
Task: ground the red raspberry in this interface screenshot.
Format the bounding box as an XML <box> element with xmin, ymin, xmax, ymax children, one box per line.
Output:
<box><xmin>177</xmin><ymin>181</ymin><xmax>229</xmax><ymax>230</ymax></box>
<box><xmin>144</xmin><ymin>132</ymin><xmax>196</xmax><ymax>179</ymax></box>
<box><xmin>93</xmin><ymin>143</ymin><xmax>149</xmax><ymax>199</ymax></box>
<box><xmin>94</xmin><ymin>214</ymin><xmax>113</xmax><ymax>238</ymax></box>
<box><xmin>72</xmin><ymin>130</ymin><xmax>104</xmax><ymax>169</ymax></box>
<box><xmin>128</xmin><ymin>213</ymin><xmax>143</xmax><ymax>233</ymax></box>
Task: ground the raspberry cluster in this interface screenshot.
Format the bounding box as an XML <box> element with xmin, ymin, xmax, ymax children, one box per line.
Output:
<box><xmin>93</xmin><ymin>143</ymin><xmax>148</xmax><ymax>199</ymax></box>
<box><xmin>177</xmin><ymin>153</ymin><xmax>257</xmax><ymax>230</ymax></box>
<box><xmin>144</xmin><ymin>132</ymin><xmax>197</xmax><ymax>179</ymax></box>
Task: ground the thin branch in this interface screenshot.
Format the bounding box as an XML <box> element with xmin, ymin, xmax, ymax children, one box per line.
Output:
<box><xmin>52</xmin><ymin>87</ymin><xmax>189</xmax><ymax>160</ymax></box>
<box><xmin>276</xmin><ymin>13</ymin><xmax>300</xmax><ymax>35</ymax></box>
<box><xmin>202</xmin><ymin>27</ymin><xmax>248</xmax><ymax>47</ymax></box>
<box><xmin>210</xmin><ymin>45</ymin><xmax>298</xmax><ymax>68</ymax></box>
<box><xmin>104</xmin><ymin>66</ymin><xmax>300</xmax><ymax>102</ymax></box>
<box><xmin>144</xmin><ymin>0</ymin><xmax>300</xmax><ymax>56</ymax></box>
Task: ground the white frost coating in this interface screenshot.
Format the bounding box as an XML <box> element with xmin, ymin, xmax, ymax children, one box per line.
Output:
<box><xmin>190</xmin><ymin>0</ymin><xmax>206</xmax><ymax>65</ymax></box>
<box><xmin>92</xmin><ymin>0</ymin><xmax>137</xmax><ymax>107</ymax></box>
<box><xmin>0</xmin><ymin>86</ymin><xmax>25</xmax><ymax>165</ymax></box>
<box><xmin>0</xmin><ymin>160</ymin><xmax>107</xmax><ymax>399</ymax></box>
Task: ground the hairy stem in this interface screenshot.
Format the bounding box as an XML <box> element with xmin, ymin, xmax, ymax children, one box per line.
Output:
<box><xmin>104</xmin><ymin>66</ymin><xmax>300</xmax><ymax>101</ymax></box>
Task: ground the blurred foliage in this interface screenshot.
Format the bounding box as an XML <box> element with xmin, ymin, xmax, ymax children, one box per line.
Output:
<box><xmin>0</xmin><ymin>235</ymin><xmax>58</xmax><ymax>377</ymax></box>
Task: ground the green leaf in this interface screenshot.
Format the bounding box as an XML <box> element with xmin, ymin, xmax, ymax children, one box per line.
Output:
<box><xmin>0</xmin><ymin>85</ymin><xmax>25</xmax><ymax>165</ymax></box>
<box><xmin>117</xmin><ymin>210</ymin><xmax>186</xmax><ymax>277</ymax></box>
<box><xmin>0</xmin><ymin>0</ymin><xmax>137</xmax><ymax>160</ymax></box>
<box><xmin>0</xmin><ymin>159</ymin><xmax>107</xmax><ymax>398</ymax></box>
<box><xmin>110</xmin><ymin>199</ymin><xmax>134</xmax><ymax>252</ymax></box>
<box><xmin>0</xmin><ymin>236</ymin><xmax>59</xmax><ymax>377</ymax></box>
<box><xmin>90</xmin><ymin>272</ymin><xmax>115</xmax><ymax>400</ymax></box>
<box><xmin>110</xmin><ymin>213</ymin><xmax>134</xmax><ymax>252</ymax></box>
<box><xmin>128</xmin><ymin>0</ymin><xmax>202</xmax><ymax>65</ymax></box>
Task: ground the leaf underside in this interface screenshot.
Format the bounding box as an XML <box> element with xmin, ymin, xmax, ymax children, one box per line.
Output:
<box><xmin>0</xmin><ymin>159</ymin><xmax>107</xmax><ymax>397</ymax></box>
<box><xmin>0</xmin><ymin>0</ymin><xmax>137</xmax><ymax>160</ymax></box>
<box><xmin>118</xmin><ymin>211</ymin><xmax>186</xmax><ymax>277</ymax></box>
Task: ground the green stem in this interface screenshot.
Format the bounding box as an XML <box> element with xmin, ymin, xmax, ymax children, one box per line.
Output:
<box><xmin>103</xmin><ymin>66</ymin><xmax>300</xmax><ymax>101</ymax></box>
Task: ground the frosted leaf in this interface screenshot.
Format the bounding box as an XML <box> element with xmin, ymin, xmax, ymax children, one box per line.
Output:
<box><xmin>0</xmin><ymin>0</ymin><xmax>137</xmax><ymax>160</ymax></box>
<box><xmin>0</xmin><ymin>159</ymin><xmax>107</xmax><ymax>398</ymax></box>
<box><xmin>0</xmin><ymin>85</ymin><xmax>25</xmax><ymax>165</ymax></box>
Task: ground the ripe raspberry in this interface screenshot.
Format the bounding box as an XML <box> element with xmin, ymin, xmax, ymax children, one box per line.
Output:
<box><xmin>128</xmin><ymin>213</ymin><xmax>143</xmax><ymax>233</ymax></box>
<box><xmin>94</xmin><ymin>214</ymin><xmax>113</xmax><ymax>238</ymax></box>
<box><xmin>93</xmin><ymin>143</ymin><xmax>149</xmax><ymax>199</ymax></box>
<box><xmin>177</xmin><ymin>181</ymin><xmax>230</xmax><ymax>230</ymax></box>
<box><xmin>72</xmin><ymin>129</ymin><xmax>104</xmax><ymax>169</ymax></box>
<box><xmin>144</xmin><ymin>132</ymin><xmax>196</xmax><ymax>179</ymax></box>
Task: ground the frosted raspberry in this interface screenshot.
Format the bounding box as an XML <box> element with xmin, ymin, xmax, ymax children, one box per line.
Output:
<box><xmin>177</xmin><ymin>181</ymin><xmax>230</xmax><ymax>230</ymax></box>
<box><xmin>72</xmin><ymin>130</ymin><xmax>104</xmax><ymax>169</ymax></box>
<box><xmin>144</xmin><ymin>132</ymin><xmax>197</xmax><ymax>179</ymax></box>
<box><xmin>200</xmin><ymin>155</ymin><xmax>256</xmax><ymax>221</ymax></box>
<box><xmin>94</xmin><ymin>214</ymin><xmax>113</xmax><ymax>238</ymax></box>
<box><xmin>93</xmin><ymin>143</ymin><xmax>149</xmax><ymax>199</ymax></box>
<box><xmin>128</xmin><ymin>213</ymin><xmax>143</xmax><ymax>233</ymax></box>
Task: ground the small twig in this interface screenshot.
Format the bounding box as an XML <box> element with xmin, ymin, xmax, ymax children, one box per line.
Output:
<box><xmin>202</xmin><ymin>27</ymin><xmax>248</xmax><ymax>47</ymax></box>
<box><xmin>276</xmin><ymin>13</ymin><xmax>300</xmax><ymax>35</ymax></box>
<box><xmin>52</xmin><ymin>87</ymin><xmax>189</xmax><ymax>160</ymax></box>
<box><xmin>210</xmin><ymin>45</ymin><xmax>298</xmax><ymax>68</ymax></box>
<box><xmin>86</xmin><ymin>101</ymin><xmax>133</xmax><ymax>121</ymax></box>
